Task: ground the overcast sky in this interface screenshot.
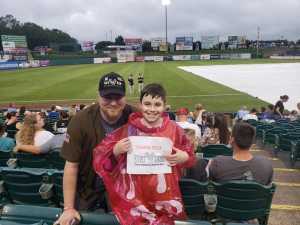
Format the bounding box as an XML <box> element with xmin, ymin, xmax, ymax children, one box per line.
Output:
<box><xmin>1</xmin><ymin>0</ymin><xmax>300</xmax><ymax>43</ymax></box>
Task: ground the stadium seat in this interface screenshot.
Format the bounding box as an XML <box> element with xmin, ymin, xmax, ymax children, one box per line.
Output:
<box><xmin>48</xmin><ymin>150</ymin><xmax>65</xmax><ymax>170</ymax></box>
<box><xmin>179</xmin><ymin>178</ymin><xmax>208</xmax><ymax>218</ymax></box>
<box><xmin>212</xmin><ymin>181</ymin><xmax>276</xmax><ymax>225</ymax></box>
<box><xmin>15</xmin><ymin>152</ymin><xmax>49</xmax><ymax>169</ymax></box>
<box><xmin>0</xmin><ymin>204</ymin><xmax>61</xmax><ymax>224</ymax></box>
<box><xmin>290</xmin><ymin>140</ymin><xmax>300</xmax><ymax>167</ymax></box>
<box><xmin>175</xmin><ymin>221</ymin><xmax>211</xmax><ymax>225</ymax></box>
<box><xmin>0</xmin><ymin>151</ymin><xmax>12</xmax><ymax>167</ymax></box>
<box><xmin>0</xmin><ymin>167</ymin><xmax>55</xmax><ymax>206</ymax></box>
<box><xmin>199</xmin><ymin>144</ymin><xmax>233</xmax><ymax>159</ymax></box>
<box><xmin>80</xmin><ymin>211</ymin><xmax>212</xmax><ymax>225</ymax></box>
<box><xmin>51</xmin><ymin>170</ymin><xmax>63</xmax><ymax>206</ymax></box>
<box><xmin>80</xmin><ymin>212</ymin><xmax>119</xmax><ymax>225</ymax></box>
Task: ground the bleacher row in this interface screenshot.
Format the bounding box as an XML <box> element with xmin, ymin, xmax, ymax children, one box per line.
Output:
<box><xmin>248</xmin><ymin>119</ymin><xmax>300</xmax><ymax>167</ymax></box>
<box><xmin>3</xmin><ymin>112</ymin><xmax>300</xmax><ymax>224</ymax></box>
<box><xmin>0</xmin><ymin>144</ymin><xmax>276</xmax><ymax>225</ymax></box>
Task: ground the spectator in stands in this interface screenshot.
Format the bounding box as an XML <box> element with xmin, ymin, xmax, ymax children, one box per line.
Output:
<box><xmin>0</xmin><ymin>123</ymin><xmax>15</xmax><ymax>151</ymax></box>
<box><xmin>7</xmin><ymin>102</ymin><xmax>17</xmax><ymax>113</ymax></box>
<box><xmin>16</xmin><ymin>113</ymin><xmax>54</xmax><ymax>147</ymax></box>
<box><xmin>54</xmin><ymin>72</ymin><xmax>136</xmax><ymax>225</ymax></box>
<box><xmin>165</xmin><ymin>104</ymin><xmax>176</xmax><ymax>120</ymax></box>
<box><xmin>242</xmin><ymin>108</ymin><xmax>258</xmax><ymax>121</ymax></box>
<box><xmin>176</xmin><ymin>107</ymin><xmax>201</xmax><ymax>147</ymax></box>
<box><xmin>17</xmin><ymin>106</ymin><xmax>27</xmax><ymax>122</ymax></box>
<box><xmin>192</xmin><ymin>103</ymin><xmax>206</xmax><ymax>125</ymax></box>
<box><xmin>288</xmin><ymin>110</ymin><xmax>298</xmax><ymax>121</ymax></box>
<box><xmin>48</xmin><ymin>105</ymin><xmax>60</xmax><ymax>121</ymax></box>
<box><xmin>79</xmin><ymin>104</ymin><xmax>86</xmax><ymax>111</ymax></box>
<box><xmin>68</xmin><ymin>104</ymin><xmax>77</xmax><ymax>118</ymax></box>
<box><xmin>200</xmin><ymin>113</ymin><xmax>230</xmax><ymax>147</ymax></box>
<box><xmin>14</xmin><ymin>133</ymin><xmax>65</xmax><ymax>154</ymax></box>
<box><xmin>207</xmin><ymin>122</ymin><xmax>273</xmax><ymax>185</ymax></box>
<box><xmin>274</xmin><ymin>95</ymin><xmax>289</xmax><ymax>119</ymax></box>
<box><xmin>5</xmin><ymin>112</ymin><xmax>18</xmax><ymax>139</ymax></box>
<box><xmin>235</xmin><ymin>106</ymin><xmax>249</xmax><ymax>121</ymax></box>
<box><xmin>56</xmin><ymin>111</ymin><xmax>69</xmax><ymax>133</ymax></box>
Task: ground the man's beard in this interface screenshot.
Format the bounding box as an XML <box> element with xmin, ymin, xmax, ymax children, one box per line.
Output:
<box><xmin>101</xmin><ymin>107</ymin><xmax>123</xmax><ymax>122</ymax></box>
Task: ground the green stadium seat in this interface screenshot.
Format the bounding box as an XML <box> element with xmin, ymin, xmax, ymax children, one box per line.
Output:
<box><xmin>51</xmin><ymin>170</ymin><xmax>63</xmax><ymax>206</ymax></box>
<box><xmin>0</xmin><ymin>151</ymin><xmax>12</xmax><ymax>167</ymax></box>
<box><xmin>48</xmin><ymin>150</ymin><xmax>65</xmax><ymax>170</ymax></box>
<box><xmin>0</xmin><ymin>167</ymin><xmax>54</xmax><ymax>206</ymax></box>
<box><xmin>245</xmin><ymin>119</ymin><xmax>258</xmax><ymax>127</ymax></box>
<box><xmin>256</xmin><ymin>124</ymin><xmax>273</xmax><ymax>140</ymax></box>
<box><xmin>15</xmin><ymin>152</ymin><xmax>49</xmax><ymax>169</ymax></box>
<box><xmin>0</xmin><ymin>204</ymin><xmax>61</xmax><ymax>224</ymax></box>
<box><xmin>80</xmin><ymin>212</ymin><xmax>119</xmax><ymax>225</ymax></box>
<box><xmin>200</xmin><ymin>144</ymin><xmax>233</xmax><ymax>159</ymax></box>
<box><xmin>79</xmin><ymin>211</ymin><xmax>212</xmax><ymax>225</ymax></box>
<box><xmin>179</xmin><ymin>178</ymin><xmax>208</xmax><ymax>218</ymax></box>
<box><xmin>212</xmin><ymin>181</ymin><xmax>276</xmax><ymax>225</ymax></box>
<box><xmin>290</xmin><ymin>140</ymin><xmax>300</xmax><ymax>167</ymax></box>
<box><xmin>175</xmin><ymin>221</ymin><xmax>212</xmax><ymax>225</ymax></box>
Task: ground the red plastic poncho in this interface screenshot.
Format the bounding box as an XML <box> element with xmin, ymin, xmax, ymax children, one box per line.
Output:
<box><xmin>93</xmin><ymin>112</ymin><xmax>196</xmax><ymax>225</ymax></box>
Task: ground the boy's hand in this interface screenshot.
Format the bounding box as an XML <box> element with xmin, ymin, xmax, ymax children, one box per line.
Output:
<box><xmin>165</xmin><ymin>147</ymin><xmax>189</xmax><ymax>166</ymax></box>
<box><xmin>113</xmin><ymin>138</ymin><xmax>131</xmax><ymax>157</ymax></box>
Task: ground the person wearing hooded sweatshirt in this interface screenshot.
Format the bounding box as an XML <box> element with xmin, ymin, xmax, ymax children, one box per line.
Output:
<box><xmin>93</xmin><ymin>83</ymin><xmax>196</xmax><ymax>225</ymax></box>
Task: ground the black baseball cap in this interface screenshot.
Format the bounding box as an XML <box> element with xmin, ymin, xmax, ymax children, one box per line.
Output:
<box><xmin>98</xmin><ymin>72</ymin><xmax>126</xmax><ymax>97</ymax></box>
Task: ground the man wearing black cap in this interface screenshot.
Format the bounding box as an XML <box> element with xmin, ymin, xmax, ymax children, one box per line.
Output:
<box><xmin>55</xmin><ymin>72</ymin><xmax>135</xmax><ymax>225</ymax></box>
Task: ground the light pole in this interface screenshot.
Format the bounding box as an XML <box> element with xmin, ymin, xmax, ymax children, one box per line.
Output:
<box><xmin>161</xmin><ymin>0</ymin><xmax>171</xmax><ymax>52</ymax></box>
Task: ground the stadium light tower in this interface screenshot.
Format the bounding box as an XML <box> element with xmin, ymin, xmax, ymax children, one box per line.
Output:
<box><xmin>161</xmin><ymin>0</ymin><xmax>171</xmax><ymax>52</ymax></box>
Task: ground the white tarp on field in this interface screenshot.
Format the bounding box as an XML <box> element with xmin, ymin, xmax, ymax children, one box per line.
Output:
<box><xmin>179</xmin><ymin>63</ymin><xmax>300</xmax><ymax>111</ymax></box>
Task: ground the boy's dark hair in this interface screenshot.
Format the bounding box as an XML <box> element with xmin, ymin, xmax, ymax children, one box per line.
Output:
<box><xmin>232</xmin><ymin>122</ymin><xmax>256</xmax><ymax>149</ymax></box>
<box><xmin>140</xmin><ymin>83</ymin><xmax>166</xmax><ymax>103</ymax></box>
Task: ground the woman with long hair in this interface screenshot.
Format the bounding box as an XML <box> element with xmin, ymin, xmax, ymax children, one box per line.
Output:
<box><xmin>16</xmin><ymin>113</ymin><xmax>54</xmax><ymax>146</ymax></box>
<box><xmin>200</xmin><ymin>113</ymin><xmax>230</xmax><ymax>146</ymax></box>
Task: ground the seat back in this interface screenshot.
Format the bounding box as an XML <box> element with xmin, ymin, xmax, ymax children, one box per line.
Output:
<box><xmin>51</xmin><ymin>170</ymin><xmax>63</xmax><ymax>206</ymax></box>
<box><xmin>48</xmin><ymin>150</ymin><xmax>65</xmax><ymax>170</ymax></box>
<box><xmin>1</xmin><ymin>204</ymin><xmax>61</xmax><ymax>224</ymax></box>
<box><xmin>15</xmin><ymin>152</ymin><xmax>49</xmax><ymax>168</ymax></box>
<box><xmin>201</xmin><ymin>144</ymin><xmax>232</xmax><ymax>158</ymax></box>
<box><xmin>1</xmin><ymin>168</ymin><xmax>53</xmax><ymax>206</ymax></box>
<box><xmin>80</xmin><ymin>212</ymin><xmax>119</xmax><ymax>225</ymax></box>
<box><xmin>0</xmin><ymin>151</ymin><xmax>12</xmax><ymax>167</ymax></box>
<box><xmin>213</xmin><ymin>181</ymin><xmax>276</xmax><ymax>225</ymax></box>
<box><xmin>179</xmin><ymin>178</ymin><xmax>208</xmax><ymax>218</ymax></box>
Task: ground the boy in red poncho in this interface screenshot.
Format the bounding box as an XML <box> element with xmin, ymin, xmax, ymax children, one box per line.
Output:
<box><xmin>93</xmin><ymin>83</ymin><xmax>196</xmax><ymax>225</ymax></box>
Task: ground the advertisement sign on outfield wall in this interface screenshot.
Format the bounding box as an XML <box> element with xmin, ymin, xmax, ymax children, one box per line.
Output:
<box><xmin>94</xmin><ymin>58</ymin><xmax>111</xmax><ymax>64</ymax></box>
<box><xmin>154</xmin><ymin>56</ymin><xmax>164</xmax><ymax>62</ymax></box>
<box><xmin>200</xmin><ymin>54</ymin><xmax>210</xmax><ymax>60</ymax></box>
<box><xmin>144</xmin><ymin>56</ymin><xmax>155</xmax><ymax>61</ymax></box>
<box><xmin>173</xmin><ymin>55</ymin><xmax>192</xmax><ymax>61</ymax></box>
<box><xmin>40</xmin><ymin>60</ymin><xmax>50</xmax><ymax>67</ymax></box>
<box><xmin>135</xmin><ymin>56</ymin><xmax>145</xmax><ymax>62</ymax></box>
<box><xmin>0</xmin><ymin>61</ymin><xmax>19</xmax><ymax>70</ymax></box>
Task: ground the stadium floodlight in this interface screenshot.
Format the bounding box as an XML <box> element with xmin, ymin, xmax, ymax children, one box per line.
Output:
<box><xmin>161</xmin><ymin>0</ymin><xmax>171</xmax><ymax>52</ymax></box>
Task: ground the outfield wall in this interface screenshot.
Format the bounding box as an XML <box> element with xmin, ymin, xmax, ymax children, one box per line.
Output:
<box><xmin>0</xmin><ymin>53</ymin><xmax>251</xmax><ymax>70</ymax></box>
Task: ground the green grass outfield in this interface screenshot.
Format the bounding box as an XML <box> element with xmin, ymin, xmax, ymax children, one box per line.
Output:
<box><xmin>1</xmin><ymin>59</ymin><xmax>299</xmax><ymax>112</ymax></box>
